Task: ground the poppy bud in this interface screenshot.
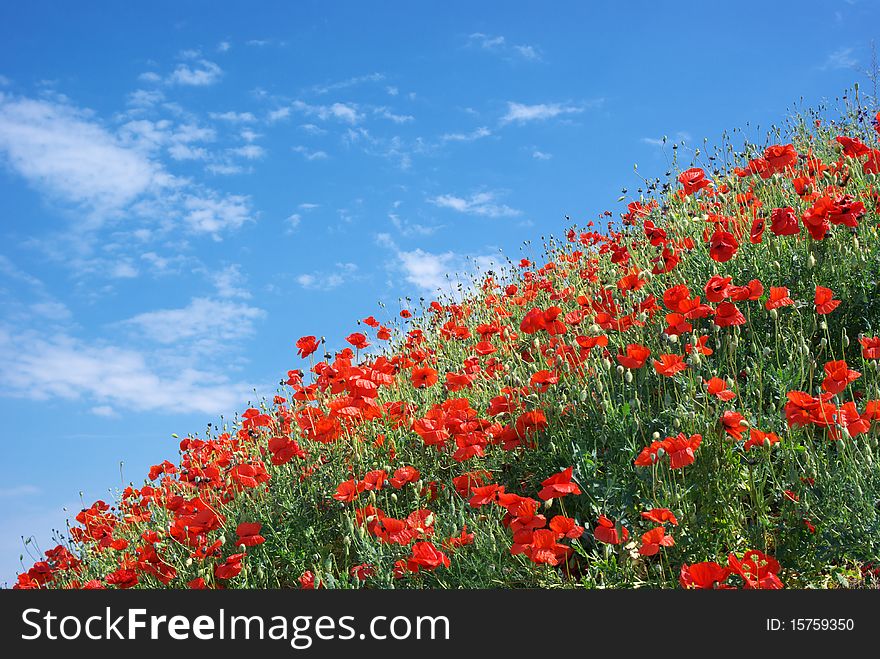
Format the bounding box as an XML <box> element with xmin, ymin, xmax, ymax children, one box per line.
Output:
<box><xmin>820</xmin><ymin>321</ymin><xmax>828</xmax><ymax>331</ymax></box>
<box><xmin>652</xmin><ymin>431</ymin><xmax>661</xmax><ymax>441</ymax></box>
<box><xmin>770</xmin><ymin>309</ymin><xmax>778</xmax><ymax>320</ymax></box>
<box><xmin>218</xmin><ymin>534</ymin><xmax>226</xmax><ymax>545</ymax></box>
<box><xmin>625</xmin><ymin>370</ymin><xmax>633</xmax><ymax>383</ymax></box>
<box><xmin>616</xmin><ymin>365</ymin><xmax>624</xmax><ymax>375</ymax></box>
<box><xmin>763</xmin><ymin>347</ymin><xmax>772</xmax><ymax>358</ymax></box>
<box><xmin>673</xmin><ymin>418</ymin><xmax>681</xmax><ymax>428</ymax></box>
<box><xmin>808</xmin><ymin>253</ymin><xmax>816</xmax><ymax>269</ymax></box>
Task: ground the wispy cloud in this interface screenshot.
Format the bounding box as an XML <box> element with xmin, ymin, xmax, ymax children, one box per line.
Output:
<box><xmin>209</xmin><ymin>110</ymin><xmax>257</xmax><ymax>122</ymax></box>
<box><xmin>500</xmin><ymin>101</ymin><xmax>584</xmax><ymax>125</ymax></box>
<box><xmin>167</xmin><ymin>59</ymin><xmax>223</xmax><ymax>86</ymax></box>
<box><xmin>441</xmin><ymin>126</ymin><xmax>491</xmax><ymax>142</ymax></box>
<box><xmin>120</xmin><ymin>297</ymin><xmax>265</xmax><ymax>350</ymax></box>
<box><xmin>182</xmin><ymin>193</ymin><xmax>253</xmax><ymax>235</ymax></box>
<box><xmin>0</xmin><ymin>327</ymin><xmax>258</xmax><ymax>415</ymax></box>
<box><xmin>429</xmin><ymin>191</ymin><xmax>521</xmax><ymax>218</ymax></box>
<box><xmin>532</xmin><ymin>149</ymin><xmax>552</xmax><ymax>160</ymax></box>
<box><xmin>291</xmin><ymin>100</ymin><xmax>363</xmax><ymax>124</ymax></box>
<box><xmin>310</xmin><ymin>72</ymin><xmax>385</xmax><ymax>95</ymax></box>
<box><xmin>820</xmin><ymin>47</ymin><xmax>857</xmax><ymax>71</ymax></box>
<box><xmin>292</xmin><ymin>145</ymin><xmax>329</xmax><ymax>160</ymax></box>
<box><xmin>296</xmin><ymin>262</ymin><xmax>358</xmax><ymax>291</ymax></box>
<box><xmin>0</xmin><ymin>95</ymin><xmax>164</xmax><ymax>220</ymax></box>
<box><xmin>467</xmin><ymin>33</ymin><xmax>543</xmax><ymax>62</ymax></box>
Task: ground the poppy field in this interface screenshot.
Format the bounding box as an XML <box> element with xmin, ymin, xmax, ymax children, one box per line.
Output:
<box><xmin>15</xmin><ymin>94</ymin><xmax>880</xmax><ymax>590</ymax></box>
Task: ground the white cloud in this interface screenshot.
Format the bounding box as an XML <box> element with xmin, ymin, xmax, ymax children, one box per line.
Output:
<box><xmin>120</xmin><ymin>297</ymin><xmax>264</xmax><ymax>348</ymax></box>
<box><xmin>210</xmin><ymin>263</ymin><xmax>251</xmax><ymax>299</ymax></box>
<box><xmin>820</xmin><ymin>47</ymin><xmax>857</xmax><ymax>71</ymax></box>
<box><xmin>0</xmin><ymin>95</ymin><xmax>162</xmax><ymax>219</ymax></box>
<box><xmin>90</xmin><ymin>405</ymin><xmax>117</xmax><ymax>417</ymax></box>
<box><xmin>217</xmin><ymin>41</ymin><xmax>231</xmax><ymax>52</ymax></box>
<box><xmin>311</xmin><ymin>72</ymin><xmax>385</xmax><ymax>95</ymax></box>
<box><xmin>127</xmin><ymin>89</ymin><xmax>166</xmax><ymax>108</ymax></box>
<box><xmin>441</xmin><ymin>126</ymin><xmax>491</xmax><ymax>142</ymax></box>
<box><xmin>0</xmin><ymin>324</ymin><xmax>260</xmax><ymax>415</ymax></box>
<box><xmin>429</xmin><ymin>191</ymin><xmax>521</xmax><ymax>218</ymax></box>
<box><xmin>468</xmin><ymin>34</ymin><xmax>542</xmax><ymax>61</ymax></box>
<box><xmin>267</xmin><ymin>107</ymin><xmax>291</xmax><ymax>122</ymax></box>
<box><xmin>374</xmin><ymin>107</ymin><xmax>414</xmax><ymax>124</ymax></box>
<box><xmin>513</xmin><ymin>45</ymin><xmax>541</xmax><ymax>60</ymax></box>
<box><xmin>389</xmin><ymin>212</ymin><xmax>440</xmax><ymax>237</ymax></box>
<box><xmin>298</xmin><ymin>202</ymin><xmax>320</xmax><ymax>211</ymax></box>
<box><xmin>298</xmin><ymin>123</ymin><xmax>327</xmax><ymax>135</ymax></box>
<box><xmin>292</xmin><ymin>145</ymin><xmax>328</xmax><ymax>160</ymax></box>
<box><xmin>209</xmin><ymin>110</ymin><xmax>257</xmax><ymax>122</ymax></box>
<box><xmin>296</xmin><ymin>263</ymin><xmax>358</xmax><ymax>291</ymax></box>
<box><xmin>397</xmin><ymin>249</ymin><xmax>457</xmax><ymax>291</ymax></box>
<box><xmin>532</xmin><ymin>149</ymin><xmax>552</xmax><ymax>160</ymax></box>
<box><xmin>167</xmin><ymin>59</ymin><xmax>223</xmax><ymax>86</ymax></box>
<box><xmin>110</xmin><ymin>261</ymin><xmax>138</xmax><ymax>279</ymax></box>
<box><xmin>183</xmin><ymin>193</ymin><xmax>253</xmax><ymax>234</ymax></box>
<box><xmin>469</xmin><ymin>33</ymin><xmax>506</xmax><ymax>50</ymax></box>
<box><xmin>500</xmin><ymin>101</ymin><xmax>583</xmax><ymax>124</ymax></box>
<box><xmin>292</xmin><ymin>100</ymin><xmax>363</xmax><ymax>124</ymax></box>
<box><xmin>138</xmin><ymin>71</ymin><xmax>162</xmax><ymax>84</ymax></box>
<box><xmin>386</xmin><ymin>86</ymin><xmax>399</xmax><ymax>96</ymax></box>
<box><xmin>286</xmin><ymin>213</ymin><xmax>301</xmax><ymax>233</ymax></box>
<box><xmin>229</xmin><ymin>144</ymin><xmax>265</xmax><ymax>159</ymax></box>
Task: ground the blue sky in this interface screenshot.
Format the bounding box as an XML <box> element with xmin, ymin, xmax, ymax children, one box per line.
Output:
<box><xmin>0</xmin><ymin>0</ymin><xmax>876</xmax><ymax>583</ymax></box>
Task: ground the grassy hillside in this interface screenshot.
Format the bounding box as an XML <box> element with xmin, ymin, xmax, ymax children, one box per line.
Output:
<box><xmin>16</xmin><ymin>92</ymin><xmax>880</xmax><ymax>589</ymax></box>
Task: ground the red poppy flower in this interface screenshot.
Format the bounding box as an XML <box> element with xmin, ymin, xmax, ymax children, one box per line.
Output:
<box><xmin>549</xmin><ymin>515</ymin><xmax>584</xmax><ymax>539</ymax></box>
<box><xmin>814</xmin><ymin>286</ymin><xmax>840</xmax><ymax>315</ymax></box>
<box><xmin>638</xmin><ymin>526</ymin><xmax>675</xmax><ymax>556</ymax></box>
<box><xmin>390</xmin><ymin>465</ymin><xmax>420</xmax><ymax>489</ymax></box>
<box><xmin>665</xmin><ymin>433</ymin><xmax>703</xmax><ymax>469</ymax></box>
<box><xmin>538</xmin><ymin>466</ymin><xmax>581</xmax><ymax>501</ymax></box>
<box><xmin>859</xmin><ymin>336</ymin><xmax>880</xmax><ymax>360</ymax></box>
<box><xmin>709</xmin><ymin>228</ymin><xmax>738</xmax><ymax>263</ymax></box>
<box><xmin>236</xmin><ymin>522</ymin><xmax>265</xmax><ymax>547</ymax></box>
<box><xmin>406</xmin><ymin>541</ymin><xmax>450</xmax><ymax>572</ymax></box>
<box><xmin>333</xmin><ymin>479</ymin><xmax>364</xmax><ymax>502</ymax></box>
<box><xmin>728</xmin><ymin>278</ymin><xmax>764</xmax><ymax>301</ymax></box>
<box><xmin>685</xmin><ymin>335</ymin><xmax>713</xmax><ymax>356</ymax></box>
<box><xmin>641</xmin><ymin>508</ymin><xmax>678</xmax><ymax>526</ymax></box>
<box><xmin>769</xmin><ymin>207</ymin><xmax>800</xmax><ymax>236</ymax></box>
<box><xmin>299</xmin><ymin>570</ymin><xmax>318</xmax><ymax>589</ymax></box>
<box><xmin>720</xmin><ymin>411</ymin><xmax>747</xmax><ymax>440</ymax></box>
<box><xmin>749</xmin><ymin>216</ymin><xmax>765</xmax><ymax>243</ymax></box>
<box><xmin>295</xmin><ymin>335</ymin><xmax>320</xmax><ymax>358</ymax></box>
<box><xmin>679</xmin><ymin>167</ymin><xmax>711</xmax><ymax>195</ymax></box>
<box><xmin>346</xmin><ymin>332</ymin><xmax>370</xmax><ymax>349</ymax></box>
<box><xmin>411</xmin><ymin>366</ymin><xmax>438</xmax><ymax>388</ymax></box>
<box><xmin>704</xmin><ymin>275</ymin><xmax>732</xmax><ymax>303</ymax></box>
<box><xmin>765</xmin><ymin>287</ymin><xmax>793</xmax><ymax>310</ymax></box>
<box><xmin>743</xmin><ymin>428</ymin><xmax>781</xmax><ymax>451</ymax></box>
<box><xmin>822</xmin><ymin>360</ymin><xmax>860</xmax><ymax>395</ymax></box>
<box><xmin>444</xmin><ymin>526</ymin><xmax>475</xmax><ymax>550</ymax></box>
<box><xmin>836</xmin><ymin>135</ymin><xmax>871</xmax><ymax>157</ymax></box>
<box><xmin>764</xmin><ymin>143</ymin><xmax>797</xmax><ymax>173</ymax></box>
<box><xmin>617</xmin><ymin>344</ymin><xmax>651</xmax><ymax>369</ymax></box>
<box><xmin>679</xmin><ymin>562</ymin><xmax>731</xmax><ymax>589</ymax></box>
<box><xmin>214</xmin><ymin>553</ymin><xmax>245</xmax><ymax>580</ymax></box>
<box><xmin>593</xmin><ymin>515</ymin><xmax>629</xmax><ymax>545</ymax></box>
<box><xmin>727</xmin><ymin>550</ymin><xmax>783</xmax><ymax>589</ymax></box>
<box><xmin>713</xmin><ymin>301</ymin><xmax>745</xmax><ymax>327</ymax></box>
<box><xmin>706</xmin><ymin>377</ymin><xmax>736</xmax><ymax>401</ymax></box>
<box><xmin>653</xmin><ymin>354</ymin><xmax>687</xmax><ymax>377</ymax></box>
